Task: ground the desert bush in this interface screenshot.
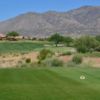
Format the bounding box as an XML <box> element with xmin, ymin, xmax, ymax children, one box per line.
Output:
<box><xmin>51</xmin><ymin>59</ymin><xmax>63</xmax><ymax>67</ymax></box>
<box><xmin>74</xmin><ymin>35</ymin><xmax>99</xmax><ymax>53</ymax></box>
<box><xmin>61</xmin><ymin>51</ymin><xmax>72</xmax><ymax>56</ymax></box>
<box><xmin>6</xmin><ymin>31</ymin><xmax>19</xmax><ymax>37</ymax></box>
<box><xmin>25</xmin><ymin>58</ymin><xmax>31</xmax><ymax>63</ymax></box>
<box><xmin>95</xmin><ymin>46</ymin><xmax>100</xmax><ymax>52</ymax></box>
<box><xmin>72</xmin><ymin>55</ymin><xmax>82</xmax><ymax>64</ymax></box>
<box><xmin>95</xmin><ymin>35</ymin><xmax>100</xmax><ymax>42</ymax></box>
<box><xmin>37</xmin><ymin>49</ymin><xmax>53</xmax><ymax>64</ymax></box>
<box><xmin>63</xmin><ymin>36</ymin><xmax>73</xmax><ymax>46</ymax></box>
<box><xmin>43</xmin><ymin>58</ymin><xmax>63</xmax><ymax>67</ymax></box>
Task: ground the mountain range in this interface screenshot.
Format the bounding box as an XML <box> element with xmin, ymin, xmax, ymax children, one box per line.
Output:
<box><xmin>0</xmin><ymin>6</ymin><xmax>100</xmax><ymax>37</ymax></box>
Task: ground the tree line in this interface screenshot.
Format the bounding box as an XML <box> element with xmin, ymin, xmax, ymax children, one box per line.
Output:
<box><xmin>5</xmin><ymin>31</ymin><xmax>100</xmax><ymax>53</ymax></box>
<box><xmin>48</xmin><ymin>33</ymin><xmax>100</xmax><ymax>53</ymax></box>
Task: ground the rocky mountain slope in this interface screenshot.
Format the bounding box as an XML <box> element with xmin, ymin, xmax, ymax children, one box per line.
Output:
<box><xmin>0</xmin><ymin>6</ymin><xmax>100</xmax><ymax>37</ymax></box>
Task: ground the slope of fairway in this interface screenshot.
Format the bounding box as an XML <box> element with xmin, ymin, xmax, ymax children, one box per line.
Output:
<box><xmin>0</xmin><ymin>68</ymin><xmax>100</xmax><ymax>100</ymax></box>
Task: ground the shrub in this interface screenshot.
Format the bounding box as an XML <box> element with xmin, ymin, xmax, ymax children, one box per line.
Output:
<box><xmin>72</xmin><ymin>55</ymin><xmax>82</xmax><ymax>64</ymax></box>
<box><xmin>6</xmin><ymin>31</ymin><xmax>19</xmax><ymax>37</ymax></box>
<box><xmin>74</xmin><ymin>35</ymin><xmax>99</xmax><ymax>53</ymax></box>
<box><xmin>37</xmin><ymin>49</ymin><xmax>53</xmax><ymax>64</ymax></box>
<box><xmin>43</xmin><ymin>58</ymin><xmax>63</xmax><ymax>67</ymax></box>
<box><xmin>51</xmin><ymin>59</ymin><xmax>63</xmax><ymax>67</ymax></box>
<box><xmin>95</xmin><ymin>46</ymin><xmax>100</xmax><ymax>52</ymax></box>
<box><xmin>63</xmin><ymin>36</ymin><xmax>73</xmax><ymax>46</ymax></box>
<box><xmin>95</xmin><ymin>35</ymin><xmax>100</xmax><ymax>42</ymax></box>
<box><xmin>76</xmin><ymin>46</ymin><xmax>88</xmax><ymax>53</ymax></box>
<box><xmin>61</xmin><ymin>51</ymin><xmax>72</xmax><ymax>56</ymax></box>
<box><xmin>25</xmin><ymin>58</ymin><xmax>31</xmax><ymax>63</ymax></box>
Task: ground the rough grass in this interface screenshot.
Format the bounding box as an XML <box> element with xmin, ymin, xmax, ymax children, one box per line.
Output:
<box><xmin>35</xmin><ymin>46</ymin><xmax>75</xmax><ymax>53</ymax></box>
<box><xmin>0</xmin><ymin>67</ymin><xmax>100</xmax><ymax>100</ymax></box>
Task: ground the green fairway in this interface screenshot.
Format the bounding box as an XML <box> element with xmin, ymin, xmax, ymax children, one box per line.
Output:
<box><xmin>0</xmin><ymin>41</ymin><xmax>75</xmax><ymax>54</ymax></box>
<box><xmin>0</xmin><ymin>68</ymin><xmax>100</xmax><ymax>100</ymax></box>
<box><xmin>0</xmin><ymin>41</ymin><xmax>44</xmax><ymax>53</ymax></box>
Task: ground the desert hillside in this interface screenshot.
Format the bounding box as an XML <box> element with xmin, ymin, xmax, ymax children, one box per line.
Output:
<box><xmin>0</xmin><ymin>6</ymin><xmax>100</xmax><ymax>37</ymax></box>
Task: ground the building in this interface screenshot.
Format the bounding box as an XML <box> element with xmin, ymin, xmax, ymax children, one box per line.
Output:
<box><xmin>0</xmin><ymin>33</ymin><xmax>6</xmax><ymax>40</ymax></box>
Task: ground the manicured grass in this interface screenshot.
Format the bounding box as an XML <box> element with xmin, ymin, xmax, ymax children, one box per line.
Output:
<box><xmin>0</xmin><ymin>41</ymin><xmax>44</xmax><ymax>53</ymax></box>
<box><xmin>0</xmin><ymin>67</ymin><xmax>100</xmax><ymax>100</ymax></box>
<box><xmin>0</xmin><ymin>41</ymin><xmax>74</xmax><ymax>54</ymax></box>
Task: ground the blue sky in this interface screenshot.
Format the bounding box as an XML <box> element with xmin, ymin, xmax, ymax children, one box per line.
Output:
<box><xmin>0</xmin><ymin>0</ymin><xmax>100</xmax><ymax>21</ymax></box>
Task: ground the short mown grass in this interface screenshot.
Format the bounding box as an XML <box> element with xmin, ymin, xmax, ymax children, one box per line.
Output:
<box><xmin>0</xmin><ymin>41</ymin><xmax>74</xmax><ymax>54</ymax></box>
<box><xmin>0</xmin><ymin>41</ymin><xmax>44</xmax><ymax>53</ymax></box>
<box><xmin>0</xmin><ymin>67</ymin><xmax>100</xmax><ymax>100</ymax></box>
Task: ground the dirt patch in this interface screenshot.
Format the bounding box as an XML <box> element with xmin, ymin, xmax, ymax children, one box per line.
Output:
<box><xmin>0</xmin><ymin>52</ymin><xmax>39</xmax><ymax>68</ymax></box>
<box><xmin>58</xmin><ymin>55</ymin><xmax>100</xmax><ymax>68</ymax></box>
<box><xmin>59</xmin><ymin>56</ymin><xmax>72</xmax><ymax>63</ymax></box>
<box><xmin>83</xmin><ymin>57</ymin><xmax>100</xmax><ymax>67</ymax></box>
<box><xmin>22</xmin><ymin>52</ymin><xmax>39</xmax><ymax>62</ymax></box>
<box><xmin>0</xmin><ymin>52</ymin><xmax>100</xmax><ymax>68</ymax></box>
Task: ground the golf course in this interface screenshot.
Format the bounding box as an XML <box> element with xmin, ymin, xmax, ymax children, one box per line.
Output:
<box><xmin>0</xmin><ymin>1</ymin><xmax>100</xmax><ymax>100</ymax></box>
<box><xmin>0</xmin><ymin>37</ymin><xmax>99</xmax><ymax>100</ymax></box>
<box><xmin>0</xmin><ymin>67</ymin><xmax>100</xmax><ymax>100</ymax></box>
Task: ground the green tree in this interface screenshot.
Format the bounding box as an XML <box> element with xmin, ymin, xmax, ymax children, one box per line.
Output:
<box><xmin>74</xmin><ymin>35</ymin><xmax>99</xmax><ymax>53</ymax></box>
<box><xmin>49</xmin><ymin>33</ymin><xmax>63</xmax><ymax>47</ymax></box>
<box><xmin>6</xmin><ymin>31</ymin><xmax>19</xmax><ymax>37</ymax></box>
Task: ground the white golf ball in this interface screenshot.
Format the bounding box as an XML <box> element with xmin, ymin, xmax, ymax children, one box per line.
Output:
<box><xmin>80</xmin><ymin>75</ymin><xmax>85</xmax><ymax>80</ymax></box>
